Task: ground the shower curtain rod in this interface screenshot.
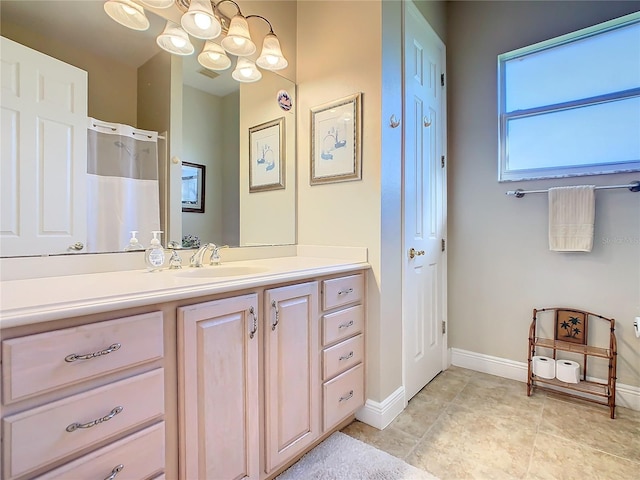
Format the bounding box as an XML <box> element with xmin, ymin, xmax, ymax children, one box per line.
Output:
<box><xmin>506</xmin><ymin>181</ymin><xmax>640</xmax><ymax>198</ymax></box>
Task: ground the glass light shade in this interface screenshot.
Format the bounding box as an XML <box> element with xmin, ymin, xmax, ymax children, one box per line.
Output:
<box><xmin>156</xmin><ymin>21</ymin><xmax>195</xmax><ymax>55</ymax></box>
<box><xmin>256</xmin><ymin>33</ymin><xmax>288</xmax><ymax>71</ymax></box>
<box><xmin>181</xmin><ymin>0</ymin><xmax>221</xmax><ymax>39</ymax></box>
<box><xmin>198</xmin><ymin>42</ymin><xmax>231</xmax><ymax>71</ymax></box>
<box><xmin>221</xmin><ymin>14</ymin><xmax>256</xmax><ymax>56</ymax></box>
<box><xmin>104</xmin><ymin>0</ymin><xmax>149</xmax><ymax>31</ymax></box>
<box><xmin>232</xmin><ymin>58</ymin><xmax>262</xmax><ymax>83</ymax></box>
<box><xmin>138</xmin><ymin>0</ymin><xmax>174</xmax><ymax>8</ymax></box>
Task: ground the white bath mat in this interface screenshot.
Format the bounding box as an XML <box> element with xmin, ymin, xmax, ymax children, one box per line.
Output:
<box><xmin>276</xmin><ymin>432</ymin><xmax>438</xmax><ymax>480</ymax></box>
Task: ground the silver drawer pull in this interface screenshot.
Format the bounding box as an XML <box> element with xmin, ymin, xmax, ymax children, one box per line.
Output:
<box><xmin>104</xmin><ymin>464</ymin><xmax>124</xmax><ymax>480</ymax></box>
<box><xmin>65</xmin><ymin>343</ymin><xmax>121</xmax><ymax>362</ymax></box>
<box><xmin>339</xmin><ymin>351</ymin><xmax>354</xmax><ymax>361</ymax></box>
<box><xmin>338</xmin><ymin>288</ymin><xmax>354</xmax><ymax>296</ymax></box>
<box><xmin>66</xmin><ymin>406</ymin><xmax>123</xmax><ymax>432</ymax></box>
<box><xmin>338</xmin><ymin>320</ymin><xmax>354</xmax><ymax>330</ymax></box>
<box><xmin>339</xmin><ymin>390</ymin><xmax>354</xmax><ymax>403</ymax></box>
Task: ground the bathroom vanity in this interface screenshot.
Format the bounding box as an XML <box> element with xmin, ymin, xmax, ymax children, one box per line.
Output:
<box><xmin>0</xmin><ymin>253</ymin><xmax>368</xmax><ymax>480</ymax></box>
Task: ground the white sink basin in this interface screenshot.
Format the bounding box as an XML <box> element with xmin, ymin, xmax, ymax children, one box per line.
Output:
<box><xmin>172</xmin><ymin>266</ymin><xmax>269</xmax><ymax>278</ymax></box>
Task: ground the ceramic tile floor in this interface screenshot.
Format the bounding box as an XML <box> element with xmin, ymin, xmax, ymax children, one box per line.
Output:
<box><xmin>341</xmin><ymin>366</ymin><xmax>640</xmax><ymax>479</ymax></box>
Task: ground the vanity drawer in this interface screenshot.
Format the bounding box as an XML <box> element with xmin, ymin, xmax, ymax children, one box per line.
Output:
<box><xmin>323</xmin><ymin>334</ymin><xmax>364</xmax><ymax>380</ymax></box>
<box><xmin>2</xmin><ymin>369</ymin><xmax>164</xmax><ymax>480</ymax></box>
<box><xmin>2</xmin><ymin>311</ymin><xmax>164</xmax><ymax>404</ymax></box>
<box><xmin>322</xmin><ymin>305</ymin><xmax>364</xmax><ymax>346</ymax></box>
<box><xmin>36</xmin><ymin>422</ymin><xmax>165</xmax><ymax>480</ymax></box>
<box><xmin>323</xmin><ymin>364</ymin><xmax>364</xmax><ymax>431</ymax></box>
<box><xmin>322</xmin><ymin>274</ymin><xmax>364</xmax><ymax>311</ymax></box>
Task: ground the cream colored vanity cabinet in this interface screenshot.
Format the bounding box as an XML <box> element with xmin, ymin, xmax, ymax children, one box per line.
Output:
<box><xmin>177</xmin><ymin>284</ymin><xmax>321</xmax><ymax>480</ymax></box>
<box><xmin>1</xmin><ymin>311</ymin><xmax>166</xmax><ymax>480</ymax></box>
<box><xmin>264</xmin><ymin>282</ymin><xmax>320</xmax><ymax>475</ymax></box>
<box><xmin>177</xmin><ymin>294</ymin><xmax>260</xmax><ymax>480</ymax></box>
<box><xmin>320</xmin><ymin>273</ymin><xmax>366</xmax><ymax>431</ymax></box>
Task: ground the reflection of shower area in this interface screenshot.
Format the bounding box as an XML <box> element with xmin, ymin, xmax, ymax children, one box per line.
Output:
<box><xmin>87</xmin><ymin>119</ymin><xmax>161</xmax><ymax>252</ymax></box>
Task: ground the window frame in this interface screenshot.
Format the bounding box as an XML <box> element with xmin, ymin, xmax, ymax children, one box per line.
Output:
<box><xmin>497</xmin><ymin>12</ymin><xmax>640</xmax><ymax>182</ymax></box>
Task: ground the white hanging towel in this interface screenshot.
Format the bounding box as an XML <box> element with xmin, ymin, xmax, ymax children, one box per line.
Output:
<box><xmin>548</xmin><ymin>185</ymin><xmax>595</xmax><ymax>252</ymax></box>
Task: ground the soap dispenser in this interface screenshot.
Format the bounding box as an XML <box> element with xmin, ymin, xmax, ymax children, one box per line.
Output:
<box><xmin>145</xmin><ymin>231</ymin><xmax>165</xmax><ymax>272</ymax></box>
<box><xmin>124</xmin><ymin>231</ymin><xmax>145</xmax><ymax>251</ymax></box>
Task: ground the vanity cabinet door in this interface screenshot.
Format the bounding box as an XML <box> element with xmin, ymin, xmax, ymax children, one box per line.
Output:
<box><xmin>178</xmin><ymin>294</ymin><xmax>259</xmax><ymax>480</ymax></box>
<box><xmin>264</xmin><ymin>282</ymin><xmax>320</xmax><ymax>474</ymax></box>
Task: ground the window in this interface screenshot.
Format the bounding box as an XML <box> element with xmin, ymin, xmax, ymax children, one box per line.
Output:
<box><xmin>498</xmin><ymin>12</ymin><xmax>640</xmax><ymax>182</ymax></box>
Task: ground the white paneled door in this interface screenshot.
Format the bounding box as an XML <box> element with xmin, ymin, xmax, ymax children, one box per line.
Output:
<box><xmin>0</xmin><ymin>37</ymin><xmax>87</xmax><ymax>256</ymax></box>
<box><xmin>403</xmin><ymin>1</ymin><xmax>447</xmax><ymax>402</ymax></box>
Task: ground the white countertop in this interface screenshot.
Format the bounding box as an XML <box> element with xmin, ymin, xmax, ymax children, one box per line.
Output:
<box><xmin>0</xmin><ymin>255</ymin><xmax>369</xmax><ymax>329</ymax></box>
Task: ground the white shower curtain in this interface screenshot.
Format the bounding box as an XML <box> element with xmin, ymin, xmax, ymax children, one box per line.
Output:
<box><xmin>87</xmin><ymin>118</ymin><xmax>161</xmax><ymax>252</ymax></box>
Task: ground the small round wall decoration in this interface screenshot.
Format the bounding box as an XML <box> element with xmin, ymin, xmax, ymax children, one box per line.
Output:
<box><xmin>277</xmin><ymin>90</ymin><xmax>292</xmax><ymax>111</ymax></box>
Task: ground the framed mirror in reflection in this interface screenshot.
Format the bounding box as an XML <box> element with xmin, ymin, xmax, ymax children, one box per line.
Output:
<box><xmin>0</xmin><ymin>0</ymin><xmax>296</xmax><ymax>258</ymax></box>
<box><xmin>182</xmin><ymin>162</ymin><xmax>206</xmax><ymax>213</ymax></box>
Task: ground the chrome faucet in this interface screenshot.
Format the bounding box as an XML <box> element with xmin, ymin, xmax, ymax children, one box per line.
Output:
<box><xmin>190</xmin><ymin>243</ymin><xmax>216</xmax><ymax>267</ymax></box>
<box><xmin>210</xmin><ymin>245</ymin><xmax>229</xmax><ymax>265</ymax></box>
<box><xmin>189</xmin><ymin>243</ymin><xmax>229</xmax><ymax>267</ymax></box>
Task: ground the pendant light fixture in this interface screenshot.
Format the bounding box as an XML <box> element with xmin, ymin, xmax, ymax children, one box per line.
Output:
<box><xmin>255</xmin><ymin>31</ymin><xmax>287</xmax><ymax>71</ymax></box>
<box><xmin>104</xmin><ymin>0</ymin><xmax>290</xmax><ymax>83</ymax></box>
<box><xmin>198</xmin><ymin>41</ymin><xmax>231</xmax><ymax>70</ymax></box>
<box><xmin>221</xmin><ymin>13</ymin><xmax>256</xmax><ymax>57</ymax></box>
<box><xmin>104</xmin><ymin>0</ymin><xmax>149</xmax><ymax>31</ymax></box>
<box><xmin>157</xmin><ymin>21</ymin><xmax>195</xmax><ymax>55</ymax></box>
<box><xmin>181</xmin><ymin>0</ymin><xmax>222</xmax><ymax>40</ymax></box>
<box><xmin>232</xmin><ymin>58</ymin><xmax>261</xmax><ymax>83</ymax></box>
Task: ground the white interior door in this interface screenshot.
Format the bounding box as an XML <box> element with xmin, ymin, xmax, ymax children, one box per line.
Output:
<box><xmin>0</xmin><ymin>37</ymin><xmax>87</xmax><ymax>256</ymax></box>
<box><xmin>402</xmin><ymin>1</ymin><xmax>447</xmax><ymax>402</ymax></box>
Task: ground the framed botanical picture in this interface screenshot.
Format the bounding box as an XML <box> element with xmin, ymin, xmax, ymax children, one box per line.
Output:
<box><xmin>310</xmin><ymin>92</ymin><xmax>362</xmax><ymax>185</ymax></box>
<box><xmin>249</xmin><ymin>117</ymin><xmax>285</xmax><ymax>192</ymax></box>
<box><xmin>181</xmin><ymin>162</ymin><xmax>205</xmax><ymax>213</ymax></box>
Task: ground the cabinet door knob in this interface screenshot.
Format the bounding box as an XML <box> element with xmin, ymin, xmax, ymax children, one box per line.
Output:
<box><xmin>249</xmin><ymin>307</ymin><xmax>257</xmax><ymax>339</ymax></box>
<box><xmin>68</xmin><ymin>241</ymin><xmax>84</xmax><ymax>251</ymax></box>
<box><xmin>271</xmin><ymin>300</ymin><xmax>279</xmax><ymax>331</ymax></box>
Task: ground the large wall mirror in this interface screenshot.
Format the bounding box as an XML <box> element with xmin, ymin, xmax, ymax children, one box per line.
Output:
<box><xmin>0</xmin><ymin>0</ymin><xmax>297</xmax><ymax>257</ymax></box>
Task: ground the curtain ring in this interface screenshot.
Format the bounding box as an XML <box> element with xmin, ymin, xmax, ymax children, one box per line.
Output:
<box><xmin>389</xmin><ymin>114</ymin><xmax>400</xmax><ymax>128</ymax></box>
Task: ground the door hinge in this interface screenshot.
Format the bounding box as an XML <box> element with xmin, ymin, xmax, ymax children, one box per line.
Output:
<box><xmin>441</xmin><ymin>73</ymin><xmax>445</xmax><ymax>87</ymax></box>
<box><xmin>441</xmin><ymin>238</ymin><xmax>446</xmax><ymax>252</ymax></box>
<box><xmin>441</xmin><ymin>155</ymin><xmax>445</xmax><ymax>168</ymax></box>
<box><xmin>442</xmin><ymin>321</ymin><xmax>446</xmax><ymax>335</ymax></box>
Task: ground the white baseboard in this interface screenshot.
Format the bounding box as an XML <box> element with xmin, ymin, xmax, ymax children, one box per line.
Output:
<box><xmin>450</xmin><ymin>348</ymin><xmax>640</xmax><ymax>412</ymax></box>
<box><xmin>356</xmin><ymin>385</ymin><xmax>406</xmax><ymax>430</ymax></box>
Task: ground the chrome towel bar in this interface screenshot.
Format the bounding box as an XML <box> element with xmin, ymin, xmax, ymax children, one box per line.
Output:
<box><xmin>506</xmin><ymin>181</ymin><xmax>640</xmax><ymax>198</ymax></box>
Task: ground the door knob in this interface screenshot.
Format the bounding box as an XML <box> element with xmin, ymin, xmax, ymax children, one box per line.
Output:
<box><xmin>408</xmin><ymin>248</ymin><xmax>425</xmax><ymax>259</ymax></box>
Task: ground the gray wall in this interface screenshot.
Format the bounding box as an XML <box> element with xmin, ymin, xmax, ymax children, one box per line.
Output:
<box><xmin>447</xmin><ymin>1</ymin><xmax>640</xmax><ymax>386</ymax></box>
